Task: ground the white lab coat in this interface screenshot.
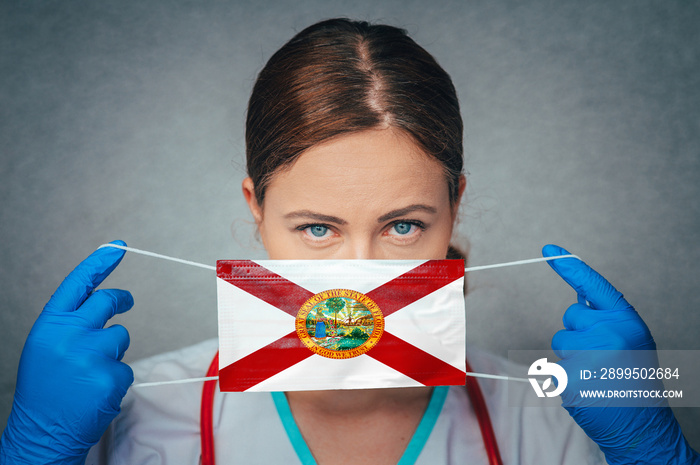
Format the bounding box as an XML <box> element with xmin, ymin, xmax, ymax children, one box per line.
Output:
<box><xmin>87</xmin><ymin>338</ymin><xmax>605</xmax><ymax>464</ymax></box>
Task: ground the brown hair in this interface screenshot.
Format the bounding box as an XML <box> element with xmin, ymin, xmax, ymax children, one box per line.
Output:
<box><xmin>245</xmin><ymin>18</ymin><xmax>466</xmax><ymax>261</ymax></box>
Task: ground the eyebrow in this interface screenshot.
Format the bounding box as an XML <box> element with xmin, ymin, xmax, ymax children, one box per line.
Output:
<box><xmin>284</xmin><ymin>210</ymin><xmax>348</xmax><ymax>225</ymax></box>
<box><xmin>284</xmin><ymin>204</ymin><xmax>438</xmax><ymax>225</ymax></box>
<box><xmin>377</xmin><ymin>204</ymin><xmax>438</xmax><ymax>222</ymax></box>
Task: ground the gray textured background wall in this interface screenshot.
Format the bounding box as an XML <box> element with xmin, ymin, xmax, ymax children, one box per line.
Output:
<box><xmin>2</xmin><ymin>0</ymin><xmax>699</xmax><ymax>450</ymax></box>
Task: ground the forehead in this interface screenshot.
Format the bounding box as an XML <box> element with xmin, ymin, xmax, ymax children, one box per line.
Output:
<box><xmin>262</xmin><ymin>128</ymin><xmax>450</xmax><ymax>216</ymax></box>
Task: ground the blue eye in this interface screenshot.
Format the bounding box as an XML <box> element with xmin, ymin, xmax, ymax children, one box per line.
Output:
<box><xmin>391</xmin><ymin>222</ymin><xmax>415</xmax><ymax>235</ymax></box>
<box><xmin>308</xmin><ymin>225</ymin><xmax>329</xmax><ymax>237</ymax></box>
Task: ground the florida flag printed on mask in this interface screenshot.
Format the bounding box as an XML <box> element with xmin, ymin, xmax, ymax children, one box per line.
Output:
<box><xmin>216</xmin><ymin>259</ymin><xmax>466</xmax><ymax>391</ymax></box>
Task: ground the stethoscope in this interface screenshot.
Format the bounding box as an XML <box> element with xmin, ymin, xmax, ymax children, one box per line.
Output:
<box><xmin>199</xmin><ymin>351</ymin><xmax>504</xmax><ymax>465</ymax></box>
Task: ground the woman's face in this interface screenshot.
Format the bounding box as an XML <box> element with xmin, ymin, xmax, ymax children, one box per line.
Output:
<box><xmin>243</xmin><ymin>128</ymin><xmax>464</xmax><ymax>260</ymax></box>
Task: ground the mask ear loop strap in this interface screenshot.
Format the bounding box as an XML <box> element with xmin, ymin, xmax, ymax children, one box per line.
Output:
<box><xmin>200</xmin><ymin>351</ymin><xmax>219</xmax><ymax>465</ymax></box>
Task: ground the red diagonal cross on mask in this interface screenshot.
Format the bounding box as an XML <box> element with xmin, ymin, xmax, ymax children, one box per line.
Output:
<box><xmin>217</xmin><ymin>260</ymin><xmax>465</xmax><ymax>391</ymax></box>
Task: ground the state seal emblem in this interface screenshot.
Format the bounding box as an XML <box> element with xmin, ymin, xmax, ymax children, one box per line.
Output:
<box><xmin>295</xmin><ymin>289</ymin><xmax>384</xmax><ymax>359</ymax></box>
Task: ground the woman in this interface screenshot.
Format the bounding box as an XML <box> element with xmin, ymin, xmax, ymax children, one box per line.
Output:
<box><xmin>1</xmin><ymin>18</ymin><xmax>696</xmax><ymax>465</ymax></box>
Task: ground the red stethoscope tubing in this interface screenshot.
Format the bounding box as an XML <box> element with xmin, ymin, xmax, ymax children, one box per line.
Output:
<box><xmin>200</xmin><ymin>351</ymin><xmax>503</xmax><ymax>465</ymax></box>
<box><xmin>464</xmin><ymin>357</ymin><xmax>504</xmax><ymax>465</ymax></box>
<box><xmin>200</xmin><ymin>351</ymin><xmax>219</xmax><ymax>465</ymax></box>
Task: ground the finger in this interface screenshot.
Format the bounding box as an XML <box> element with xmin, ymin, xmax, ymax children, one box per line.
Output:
<box><xmin>542</xmin><ymin>244</ymin><xmax>631</xmax><ymax>311</ymax></box>
<box><xmin>109</xmin><ymin>360</ymin><xmax>135</xmax><ymax>399</ymax></box>
<box><xmin>45</xmin><ymin>240</ymin><xmax>128</xmax><ymax>313</ymax></box>
<box><xmin>562</xmin><ymin>303</ymin><xmax>591</xmax><ymax>330</ymax></box>
<box><xmin>86</xmin><ymin>324</ymin><xmax>131</xmax><ymax>361</ymax></box>
<box><xmin>551</xmin><ymin>328</ymin><xmax>576</xmax><ymax>359</ymax></box>
<box><xmin>75</xmin><ymin>289</ymin><xmax>134</xmax><ymax>329</ymax></box>
<box><xmin>562</xmin><ymin>303</ymin><xmax>634</xmax><ymax>331</ymax></box>
<box><xmin>88</xmin><ymin>358</ymin><xmax>134</xmax><ymax>412</ymax></box>
<box><xmin>551</xmin><ymin>328</ymin><xmax>605</xmax><ymax>358</ymax></box>
<box><xmin>106</xmin><ymin>360</ymin><xmax>134</xmax><ymax>403</ymax></box>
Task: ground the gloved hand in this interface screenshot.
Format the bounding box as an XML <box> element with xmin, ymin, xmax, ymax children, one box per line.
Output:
<box><xmin>543</xmin><ymin>244</ymin><xmax>699</xmax><ymax>465</ymax></box>
<box><xmin>1</xmin><ymin>241</ymin><xmax>134</xmax><ymax>465</ymax></box>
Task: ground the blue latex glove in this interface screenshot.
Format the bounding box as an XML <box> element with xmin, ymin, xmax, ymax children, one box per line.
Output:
<box><xmin>543</xmin><ymin>244</ymin><xmax>699</xmax><ymax>465</ymax></box>
<box><xmin>1</xmin><ymin>241</ymin><xmax>134</xmax><ymax>465</ymax></box>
